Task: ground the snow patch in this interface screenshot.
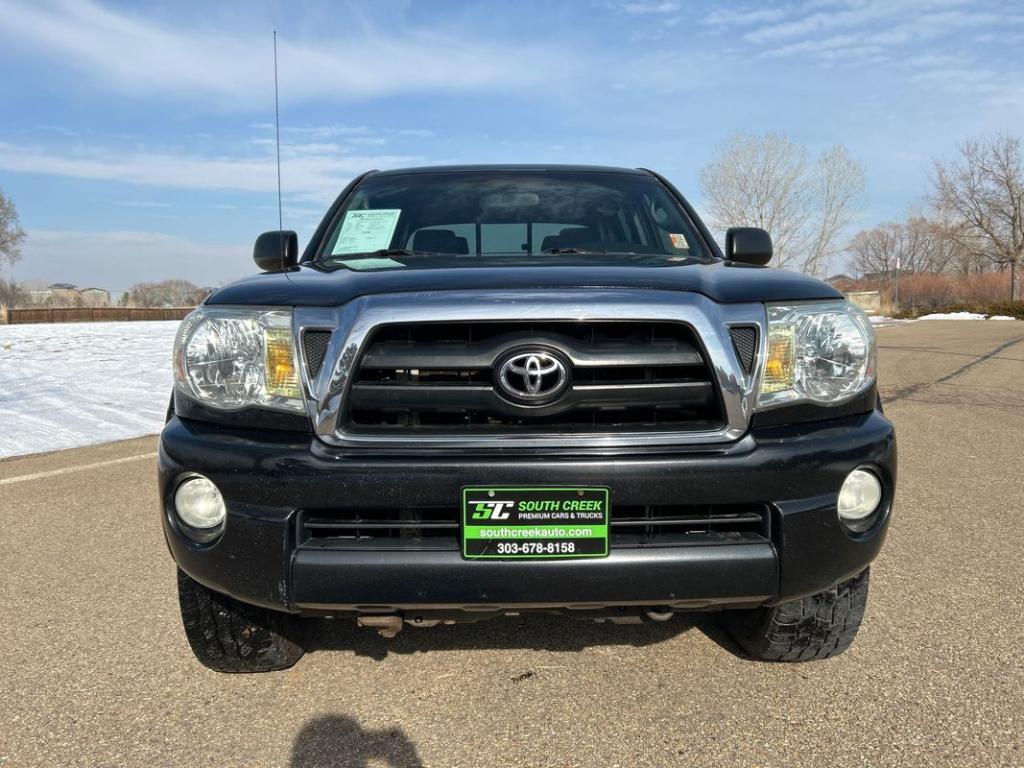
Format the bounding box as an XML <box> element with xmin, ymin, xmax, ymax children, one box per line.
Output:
<box><xmin>916</xmin><ymin>311</ymin><xmax>987</xmax><ymax>320</ymax></box>
<box><xmin>0</xmin><ymin>320</ymin><xmax>179</xmax><ymax>459</ymax></box>
<box><xmin>868</xmin><ymin>315</ymin><xmax>915</xmax><ymax>327</ymax></box>
<box><xmin>988</xmin><ymin>315</ymin><xmax>1018</xmax><ymax>321</ymax></box>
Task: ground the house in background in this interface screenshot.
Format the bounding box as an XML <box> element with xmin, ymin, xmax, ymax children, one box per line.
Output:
<box><xmin>80</xmin><ymin>288</ymin><xmax>111</xmax><ymax>307</ymax></box>
<box><xmin>825</xmin><ymin>274</ymin><xmax>858</xmax><ymax>293</ymax></box>
<box><xmin>30</xmin><ymin>283</ymin><xmax>78</xmax><ymax>305</ymax></box>
<box><xmin>26</xmin><ymin>283</ymin><xmax>112</xmax><ymax>307</ymax></box>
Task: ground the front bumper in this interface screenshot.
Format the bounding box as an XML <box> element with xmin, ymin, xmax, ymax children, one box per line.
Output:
<box><xmin>158</xmin><ymin>409</ymin><xmax>896</xmax><ymax>614</ymax></box>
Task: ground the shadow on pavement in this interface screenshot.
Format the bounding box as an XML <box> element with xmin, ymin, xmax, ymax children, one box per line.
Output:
<box><xmin>307</xmin><ymin>612</ymin><xmax>748</xmax><ymax>662</ymax></box>
<box><xmin>291</xmin><ymin>714</ymin><xmax>423</xmax><ymax>768</ymax></box>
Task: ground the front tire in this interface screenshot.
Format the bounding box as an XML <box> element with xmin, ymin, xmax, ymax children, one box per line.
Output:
<box><xmin>725</xmin><ymin>569</ymin><xmax>870</xmax><ymax>662</ymax></box>
<box><xmin>177</xmin><ymin>569</ymin><xmax>314</xmax><ymax>673</ymax></box>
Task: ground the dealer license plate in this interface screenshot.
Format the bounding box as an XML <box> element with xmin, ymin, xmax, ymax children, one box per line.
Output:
<box><xmin>461</xmin><ymin>487</ymin><xmax>609</xmax><ymax>560</ymax></box>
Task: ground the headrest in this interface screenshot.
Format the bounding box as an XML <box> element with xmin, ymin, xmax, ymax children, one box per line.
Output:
<box><xmin>557</xmin><ymin>227</ymin><xmax>598</xmax><ymax>247</ymax></box>
<box><xmin>412</xmin><ymin>229</ymin><xmax>468</xmax><ymax>254</ymax></box>
<box><xmin>540</xmin><ymin>235</ymin><xmax>561</xmax><ymax>251</ymax></box>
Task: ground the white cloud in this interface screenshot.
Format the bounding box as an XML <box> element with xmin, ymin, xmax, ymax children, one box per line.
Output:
<box><xmin>113</xmin><ymin>200</ymin><xmax>173</xmax><ymax>208</ymax></box>
<box><xmin>390</xmin><ymin>129</ymin><xmax>436</xmax><ymax>139</ymax></box>
<box><xmin>250</xmin><ymin>123</ymin><xmax>374</xmax><ymax>138</ymax></box>
<box><xmin>727</xmin><ymin>0</ymin><xmax>1023</xmax><ymax>67</ymax></box>
<box><xmin>12</xmin><ymin>230</ymin><xmax>253</xmax><ymax>290</ymax></box>
<box><xmin>744</xmin><ymin>2</ymin><xmax>896</xmax><ymax>44</ymax></box>
<box><xmin>704</xmin><ymin>7</ymin><xmax>788</xmax><ymax>27</ymax></box>
<box><xmin>0</xmin><ymin>0</ymin><xmax>578</xmax><ymax>108</ymax></box>
<box><xmin>744</xmin><ymin>0</ymin><xmax>1018</xmax><ymax>46</ymax></box>
<box><xmin>618</xmin><ymin>2</ymin><xmax>680</xmax><ymax>13</ymax></box>
<box><xmin>0</xmin><ymin>140</ymin><xmax>427</xmax><ymax>203</ymax></box>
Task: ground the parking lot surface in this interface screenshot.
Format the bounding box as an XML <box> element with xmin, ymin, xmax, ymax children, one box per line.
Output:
<box><xmin>2</xmin><ymin>321</ymin><xmax>1023</xmax><ymax>767</ymax></box>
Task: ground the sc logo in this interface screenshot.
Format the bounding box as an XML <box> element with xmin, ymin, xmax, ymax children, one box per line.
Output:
<box><xmin>470</xmin><ymin>501</ymin><xmax>515</xmax><ymax>520</ymax></box>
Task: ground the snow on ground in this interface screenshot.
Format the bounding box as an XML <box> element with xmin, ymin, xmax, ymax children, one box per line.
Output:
<box><xmin>0</xmin><ymin>321</ymin><xmax>179</xmax><ymax>459</ymax></box>
<box><xmin>917</xmin><ymin>311</ymin><xmax>988</xmax><ymax>320</ymax></box>
<box><xmin>867</xmin><ymin>316</ymin><xmax>916</xmax><ymax>327</ymax></box>
<box><xmin>870</xmin><ymin>313</ymin><xmax>1019</xmax><ymax>325</ymax></box>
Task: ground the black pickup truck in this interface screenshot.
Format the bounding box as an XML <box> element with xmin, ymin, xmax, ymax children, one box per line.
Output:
<box><xmin>160</xmin><ymin>165</ymin><xmax>895</xmax><ymax>672</ymax></box>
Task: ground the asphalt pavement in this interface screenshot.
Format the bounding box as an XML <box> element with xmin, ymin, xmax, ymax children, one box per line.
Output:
<box><xmin>2</xmin><ymin>320</ymin><xmax>1023</xmax><ymax>767</ymax></box>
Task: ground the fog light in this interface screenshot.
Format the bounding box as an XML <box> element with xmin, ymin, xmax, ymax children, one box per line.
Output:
<box><xmin>838</xmin><ymin>468</ymin><xmax>883</xmax><ymax>527</ymax></box>
<box><xmin>174</xmin><ymin>475</ymin><xmax>226</xmax><ymax>530</ymax></box>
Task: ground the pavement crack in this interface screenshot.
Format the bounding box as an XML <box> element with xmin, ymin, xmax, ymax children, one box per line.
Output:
<box><xmin>885</xmin><ymin>334</ymin><xmax>1024</xmax><ymax>404</ymax></box>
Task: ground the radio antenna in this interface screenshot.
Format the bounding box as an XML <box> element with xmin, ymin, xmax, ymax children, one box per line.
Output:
<box><xmin>273</xmin><ymin>30</ymin><xmax>283</xmax><ymax>239</ymax></box>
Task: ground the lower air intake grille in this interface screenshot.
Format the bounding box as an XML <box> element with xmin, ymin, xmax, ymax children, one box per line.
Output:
<box><xmin>302</xmin><ymin>330</ymin><xmax>332</xmax><ymax>378</ymax></box>
<box><xmin>609</xmin><ymin>504</ymin><xmax>769</xmax><ymax>547</ymax></box>
<box><xmin>296</xmin><ymin>504</ymin><xmax>770</xmax><ymax>551</ymax></box>
<box><xmin>729</xmin><ymin>326</ymin><xmax>758</xmax><ymax>374</ymax></box>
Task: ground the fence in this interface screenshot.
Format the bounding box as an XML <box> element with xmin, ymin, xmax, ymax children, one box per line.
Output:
<box><xmin>845</xmin><ymin>291</ymin><xmax>881</xmax><ymax>314</ymax></box>
<box><xmin>0</xmin><ymin>306</ymin><xmax>194</xmax><ymax>325</ymax></box>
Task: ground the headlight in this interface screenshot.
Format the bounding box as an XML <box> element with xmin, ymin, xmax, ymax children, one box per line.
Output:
<box><xmin>757</xmin><ymin>301</ymin><xmax>875</xmax><ymax>409</ymax></box>
<box><xmin>173</xmin><ymin>307</ymin><xmax>304</xmax><ymax>412</ymax></box>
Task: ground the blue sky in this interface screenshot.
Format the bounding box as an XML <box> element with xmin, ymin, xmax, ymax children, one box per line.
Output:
<box><xmin>1</xmin><ymin>0</ymin><xmax>1022</xmax><ymax>291</ymax></box>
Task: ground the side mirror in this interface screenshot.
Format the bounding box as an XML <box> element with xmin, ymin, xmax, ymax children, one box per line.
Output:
<box><xmin>725</xmin><ymin>227</ymin><xmax>772</xmax><ymax>266</ymax></box>
<box><xmin>253</xmin><ymin>230</ymin><xmax>299</xmax><ymax>272</ymax></box>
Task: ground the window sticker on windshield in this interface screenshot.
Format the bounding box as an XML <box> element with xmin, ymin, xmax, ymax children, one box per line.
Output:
<box><xmin>669</xmin><ymin>233</ymin><xmax>689</xmax><ymax>250</ymax></box>
<box><xmin>332</xmin><ymin>209</ymin><xmax>401</xmax><ymax>255</ymax></box>
<box><xmin>337</xmin><ymin>257</ymin><xmax>406</xmax><ymax>271</ymax></box>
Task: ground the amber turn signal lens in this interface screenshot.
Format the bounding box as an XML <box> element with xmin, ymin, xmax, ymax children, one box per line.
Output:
<box><xmin>761</xmin><ymin>327</ymin><xmax>795</xmax><ymax>394</ymax></box>
<box><xmin>264</xmin><ymin>328</ymin><xmax>300</xmax><ymax>398</ymax></box>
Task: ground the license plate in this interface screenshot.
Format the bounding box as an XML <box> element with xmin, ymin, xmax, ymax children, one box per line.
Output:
<box><xmin>461</xmin><ymin>487</ymin><xmax>609</xmax><ymax>560</ymax></box>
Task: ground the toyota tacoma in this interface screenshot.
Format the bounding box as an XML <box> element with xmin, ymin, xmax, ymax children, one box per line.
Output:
<box><xmin>160</xmin><ymin>165</ymin><xmax>895</xmax><ymax>672</ymax></box>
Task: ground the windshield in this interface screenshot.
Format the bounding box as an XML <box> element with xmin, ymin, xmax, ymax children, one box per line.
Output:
<box><xmin>317</xmin><ymin>170</ymin><xmax>709</xmax><ymax>269</ymax></box>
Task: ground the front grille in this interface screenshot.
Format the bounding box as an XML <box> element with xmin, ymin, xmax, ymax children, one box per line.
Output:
<box><xmin>296</xmin><ymin>504</ymin><xmax>770</xmax><ymax>551</ymax></box>
<box><xmin>342</xmin><ymin>321</ymin><xmax>724</xmax><ymax>434</ymax></box>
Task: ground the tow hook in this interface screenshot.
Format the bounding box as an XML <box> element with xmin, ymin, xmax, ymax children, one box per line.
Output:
<box><xmin>645</xmin><ymin>609</ymin><xmax>674</xmax><ymax>622</ymax></box>
<box><xmin>357</xmin><ymin>615</ymin><xmax>404</xmax><ymax>638</ymax></box>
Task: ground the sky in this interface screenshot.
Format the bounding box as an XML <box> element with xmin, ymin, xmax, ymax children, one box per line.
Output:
<box><xmin>0</xmin><ymin>0</ymin><xmax>1022</xmax><ymax>292</ymax></box>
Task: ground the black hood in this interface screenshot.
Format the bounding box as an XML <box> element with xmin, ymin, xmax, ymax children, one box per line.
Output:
<box><xmin>206</xmin><ymin>258</ymin><xmax>842</xmax><ymax>307</ymax></box>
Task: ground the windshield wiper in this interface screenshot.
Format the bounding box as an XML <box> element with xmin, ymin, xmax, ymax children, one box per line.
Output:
<box><xmin>540</xmin><ymin>247</ymin><xmax>606</xmax><ymax>254</ymax></box>
<box><xmin>363</xmin><ymin>248</ymin><xmax>419</xmax><ymax>258</ymax></box>
<box><xmin>326</xmin><ymin>248</ymin><xmax>433</xmax><ymax>262</ymax></box>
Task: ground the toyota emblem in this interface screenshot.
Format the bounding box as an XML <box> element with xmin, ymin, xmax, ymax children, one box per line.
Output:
<box><xmin>496</xmin><ymin>350</ymin><xmax>570</xmax><ymax>404</ymax></box>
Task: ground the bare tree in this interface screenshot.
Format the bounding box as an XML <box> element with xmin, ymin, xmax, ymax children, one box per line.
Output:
<box><xmin>124</xmin><ymin>279</ymin><xmax>208</xmax><ymax>307</ymax></box>
<box><xmin>847</xmin><ymin>216</ymin><xmax>964</xmax><ymax>277</ymax></box>
<box><xmin>45</xmin><ymin>289</ymin><xmax>84</xmax><ymax>308</ymax></box>
<box><xmin>925</xmin><ymin>216</ymin><xmax>980</xmax><ymax>275</ymax></box>
<box><xmin>0</xmin><ymin>188</ymin><xmax>26</xmax><ymax>268</ymax></box>
<box><xmin>806</xmin><ymin>146</ymin><xmax>867</xmax><ymax>275</ymax></box>
<box><xmin>848</xmin><ymin>222</ymin><xmax>902</xmax><ymax>277</ymax></box>
<box><xmin>0</xmin><ymin>279</ymin><xmax>30</xmax><ymax>308</ymax></box>
<box><xmin>699</xmin><ymin>132</ymin><xmax>865</xmax><ymax>276</ymax></box>
<box><xmin>931</xmin><ymin>135</ymin><xmax>1024</xmax><ymax>300</ymax></box>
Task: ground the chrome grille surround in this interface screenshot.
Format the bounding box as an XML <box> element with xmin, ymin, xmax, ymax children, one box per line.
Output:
<box><xmin>293</xmin><ymin>290</ymin><xmax>767</xmax><ymax>449</ymax></box>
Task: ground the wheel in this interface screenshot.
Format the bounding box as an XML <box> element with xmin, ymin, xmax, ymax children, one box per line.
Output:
<box><xmin>724</xmin><ymin>569</ymin><xmax>870</xmax><ymax>662</ymax></box>
<box><xmin>176</xmin><ymin>569</ymin><xmax>314</xmax><ymax>673</ymax></box>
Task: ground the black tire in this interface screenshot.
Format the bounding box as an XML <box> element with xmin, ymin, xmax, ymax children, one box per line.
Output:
<box><xmin>724</xmin><ymin>569</ymin><xmax>870</xmax><ymax>662</ymax></box>
<box><xmin>177</xmin><ymin>569</ymin><xmax>314</xmax><ymax>673</ymax></box>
